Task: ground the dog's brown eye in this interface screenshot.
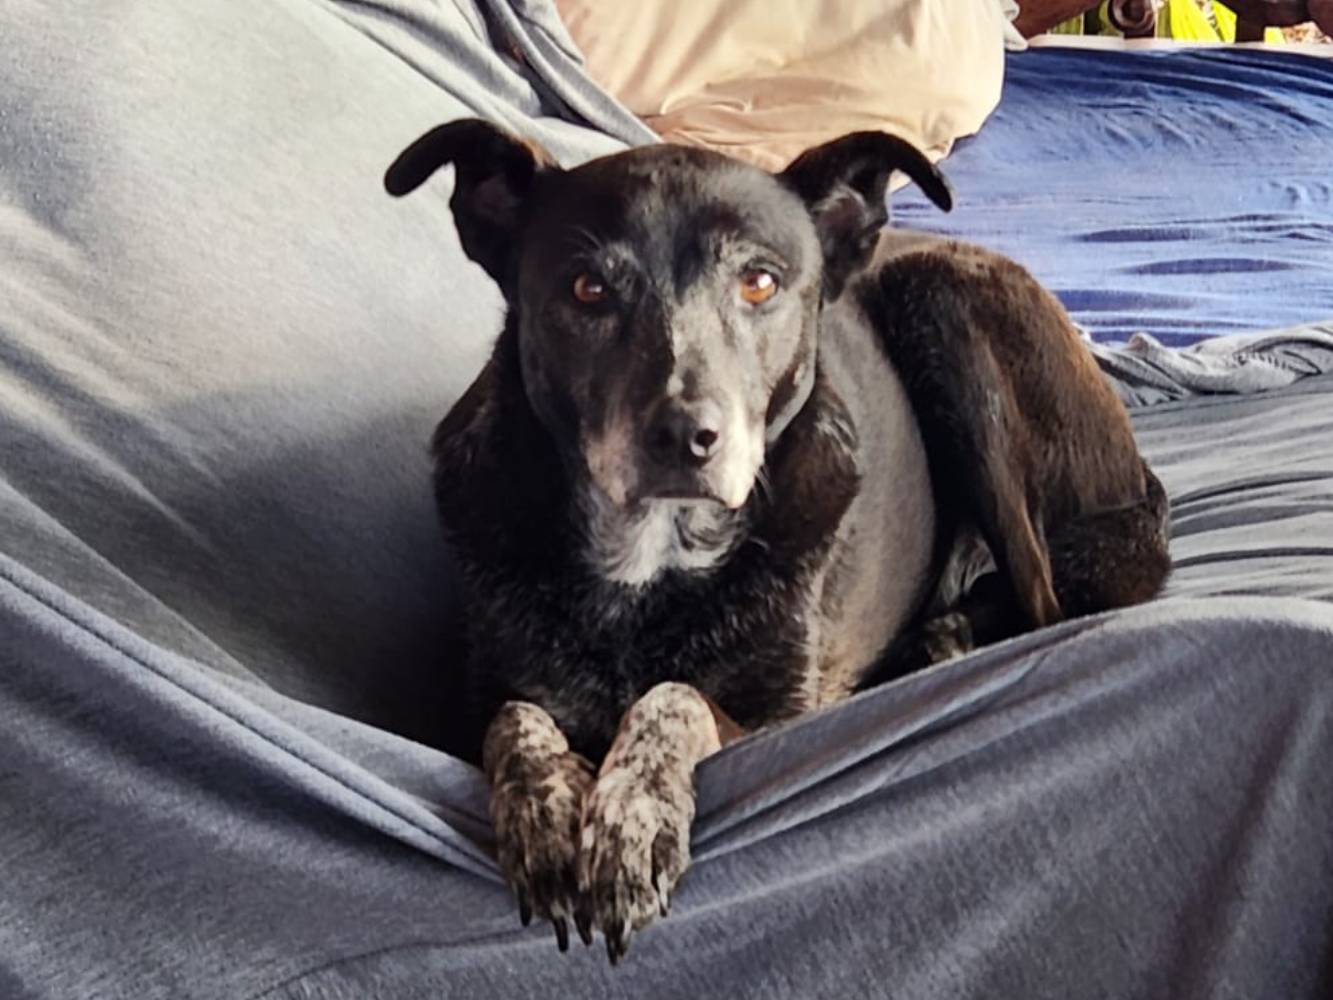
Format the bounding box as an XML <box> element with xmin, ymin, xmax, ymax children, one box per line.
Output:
<box><xmin>739</xmin><ymin>269</ymin><xmax>778</xmax><ymax>305</ymax></box>
<box><xmin>572</xmin><ymin>273</ymin><xmax>607</xmax><ymax>304</ymax></box>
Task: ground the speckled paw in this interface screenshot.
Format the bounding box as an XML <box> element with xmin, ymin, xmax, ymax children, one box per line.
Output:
<box><xmin>485</xmin><ymin>703</ymin><xmax>598</xmax><ymax>952</ymax></box>
<box><xmin>577</xmin><ymin>762</ymin><xmax>694</xmax><ymax>965</ymax></box>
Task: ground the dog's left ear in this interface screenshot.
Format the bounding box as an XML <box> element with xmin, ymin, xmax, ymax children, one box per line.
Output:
<box><xmin>779</xmin><ymin>131</ymin><xmax>953</xmax><ymax>300</ymax></box>
<box><xmin>385</xmin><ymin>119</ymin><xmax>556</xmax><ymax>287</ymax></box>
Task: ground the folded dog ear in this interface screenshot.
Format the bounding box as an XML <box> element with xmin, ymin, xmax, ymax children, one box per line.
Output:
<box><xmin>385</xmin><ymin>119</ymin><xmax>555</xmax><ymax>286</ymax></box>
<box><xmin>779</xmin><ymin>131</ymin><xmax>953</xmax><ymax>300</ymax></box>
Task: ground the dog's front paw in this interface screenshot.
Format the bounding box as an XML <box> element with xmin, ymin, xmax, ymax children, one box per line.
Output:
<box><xmin>483</xmin><ymin>703</ymin><xmax>597</xmax><ymax>951</ymax></box>
<box><xmin>578</xmin><ymin>758</ymin><xmax>695</xmax><ymax>965</ymax></box>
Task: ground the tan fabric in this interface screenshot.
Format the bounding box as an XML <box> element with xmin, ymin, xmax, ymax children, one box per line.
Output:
<box><xmin>555</xmin><ymin>0</ymin><xmax>1008</xmax><ymax>171</ymax></box>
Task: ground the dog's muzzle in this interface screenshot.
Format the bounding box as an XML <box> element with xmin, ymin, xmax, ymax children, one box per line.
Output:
<box><xmin>645</xmin><ymin>398</ymin><xmax>724</xmax><ymax>470</ymax></box>
<box><xmin>632</xmin><ymin>394</ymin><xmax>761</xmax><ymax>510</ymax></box>
<box><xmin>584</xmin><ymin>393</ymin><xmax>763</xmax><ymax>511</ymax></box>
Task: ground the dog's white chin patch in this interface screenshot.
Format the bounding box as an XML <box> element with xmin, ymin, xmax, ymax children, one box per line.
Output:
<box><xmin>581</xmin><ymin>491</ymin><xmax>738</xmax><ymax>588</ymax></box>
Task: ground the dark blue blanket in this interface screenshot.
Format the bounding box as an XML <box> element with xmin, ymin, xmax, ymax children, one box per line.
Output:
<box><xmin>896</xmin><ymin>47</ymin><xmax>1333</xmax><ymax>345</ymax></box>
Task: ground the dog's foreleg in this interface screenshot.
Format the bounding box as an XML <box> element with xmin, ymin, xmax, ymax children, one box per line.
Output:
<box><xmin>577</xmin><ymin>682</ymin><xmax>739</xmax><ymax>965</ymax></box>
<box><xmin>483</xmin><ymin>701</ymin><xmax>597</xmax><ymax>951</ymax></box>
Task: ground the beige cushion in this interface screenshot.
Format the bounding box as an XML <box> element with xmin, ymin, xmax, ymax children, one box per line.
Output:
<box><xmin>555</xmin><ymin>0</ymin><xmax>1008</xmax><ymax>171</ymax></box>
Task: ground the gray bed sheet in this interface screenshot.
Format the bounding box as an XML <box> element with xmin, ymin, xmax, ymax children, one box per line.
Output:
<box><xmin>2</xmin><ymin>3</ymin><xmax>1331</xmax><ymax>999</ymax></box>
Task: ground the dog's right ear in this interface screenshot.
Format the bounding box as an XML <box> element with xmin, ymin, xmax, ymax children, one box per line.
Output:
<box><xmin>385</xmin><ymin>119</ymin><xmax>555</xmax><ymax>286</ymax></box>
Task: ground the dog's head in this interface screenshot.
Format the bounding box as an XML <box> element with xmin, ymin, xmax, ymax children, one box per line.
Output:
<box><xmin>386</xmin><ymin>122</ymin><xmax>951</xmax><ymax>511</ymax></box>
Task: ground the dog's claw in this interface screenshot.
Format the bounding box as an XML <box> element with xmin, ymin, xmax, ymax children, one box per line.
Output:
<box><xmin>554</xmin><ymin>917</ymin><xmax>569</xmax><ymax>953</ymax></box>
<box><xmin>601</xmin><ymin>918</ymin><xmax>632</xmax><ymax>966</ymax></box>
<box><xmin>654</xmin><ymin>871</ymin><xmax>670</xmax><ymax>917</ymax></box>
<box><xmin>575</xmin><ymin>909</ymin><xmax>594</xmax><ymax>947</ymax></box>
<box><xmin>517</xmin><ymin>891</ymin><xmax>532</xmax><ymax>927</ymax></box>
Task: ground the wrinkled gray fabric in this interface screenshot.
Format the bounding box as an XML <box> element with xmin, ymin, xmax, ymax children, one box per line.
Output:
<box><xmin>0</xmin><ymin>0</ymin><xmax>639</xmax><ymax>744</ymax></box>
<box><xmin>6</xmin><ymin>371</ymin><xmax>1333</xmax><ymax>999</ymax></box>
<box><xmin>1089</xmin><ymin>322</ymin><xmax>1333</xmax><ymax>407</ymax></box>
<box><xmin>2</xmin><ymin>4</ymin><xmax>1332</xmax><ymax>999</ymax></box>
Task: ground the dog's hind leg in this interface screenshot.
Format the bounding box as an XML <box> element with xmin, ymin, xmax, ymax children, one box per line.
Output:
<box><xmin>1046</xmin><ymin>461</ymin><xmax>1172</xmax><ymax>617</ymax></box>
<box><xmin>871</xmin><ymin>465</ymin><xmax>1169</xmax><ymax>681</ymax></box>
<box><xmin>969</xmin><ymin>450</ymin><xmax>1064</xmax><ymax>629</ymax></box>
<box><xmin>892</xmin><ymin>342</ymin><xmax>1064</xmax><ymax>631</ymax></box>
<box><xmin>865</xmin><ymin>292</ymin><xmax>1063</xmax><ymax>630</ymax></box>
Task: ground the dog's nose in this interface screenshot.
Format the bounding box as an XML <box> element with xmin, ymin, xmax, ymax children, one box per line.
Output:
<box><xmin>647</xmin><ymin>400</ymin><xmax>724</xmax><ymax>467</ymax></box>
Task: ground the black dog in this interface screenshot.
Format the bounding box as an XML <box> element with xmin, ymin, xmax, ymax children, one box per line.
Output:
<box><xmin>384</xmin><ymin>121</ymin><xmax>1169</xmax><ymax>964</ymax></box>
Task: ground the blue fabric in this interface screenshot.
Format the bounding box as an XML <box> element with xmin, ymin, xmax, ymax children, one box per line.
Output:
<box><xmin>895</xmin><ymin>48</ymin><xmax>1333</xmax><ymax>345</ymax></box>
